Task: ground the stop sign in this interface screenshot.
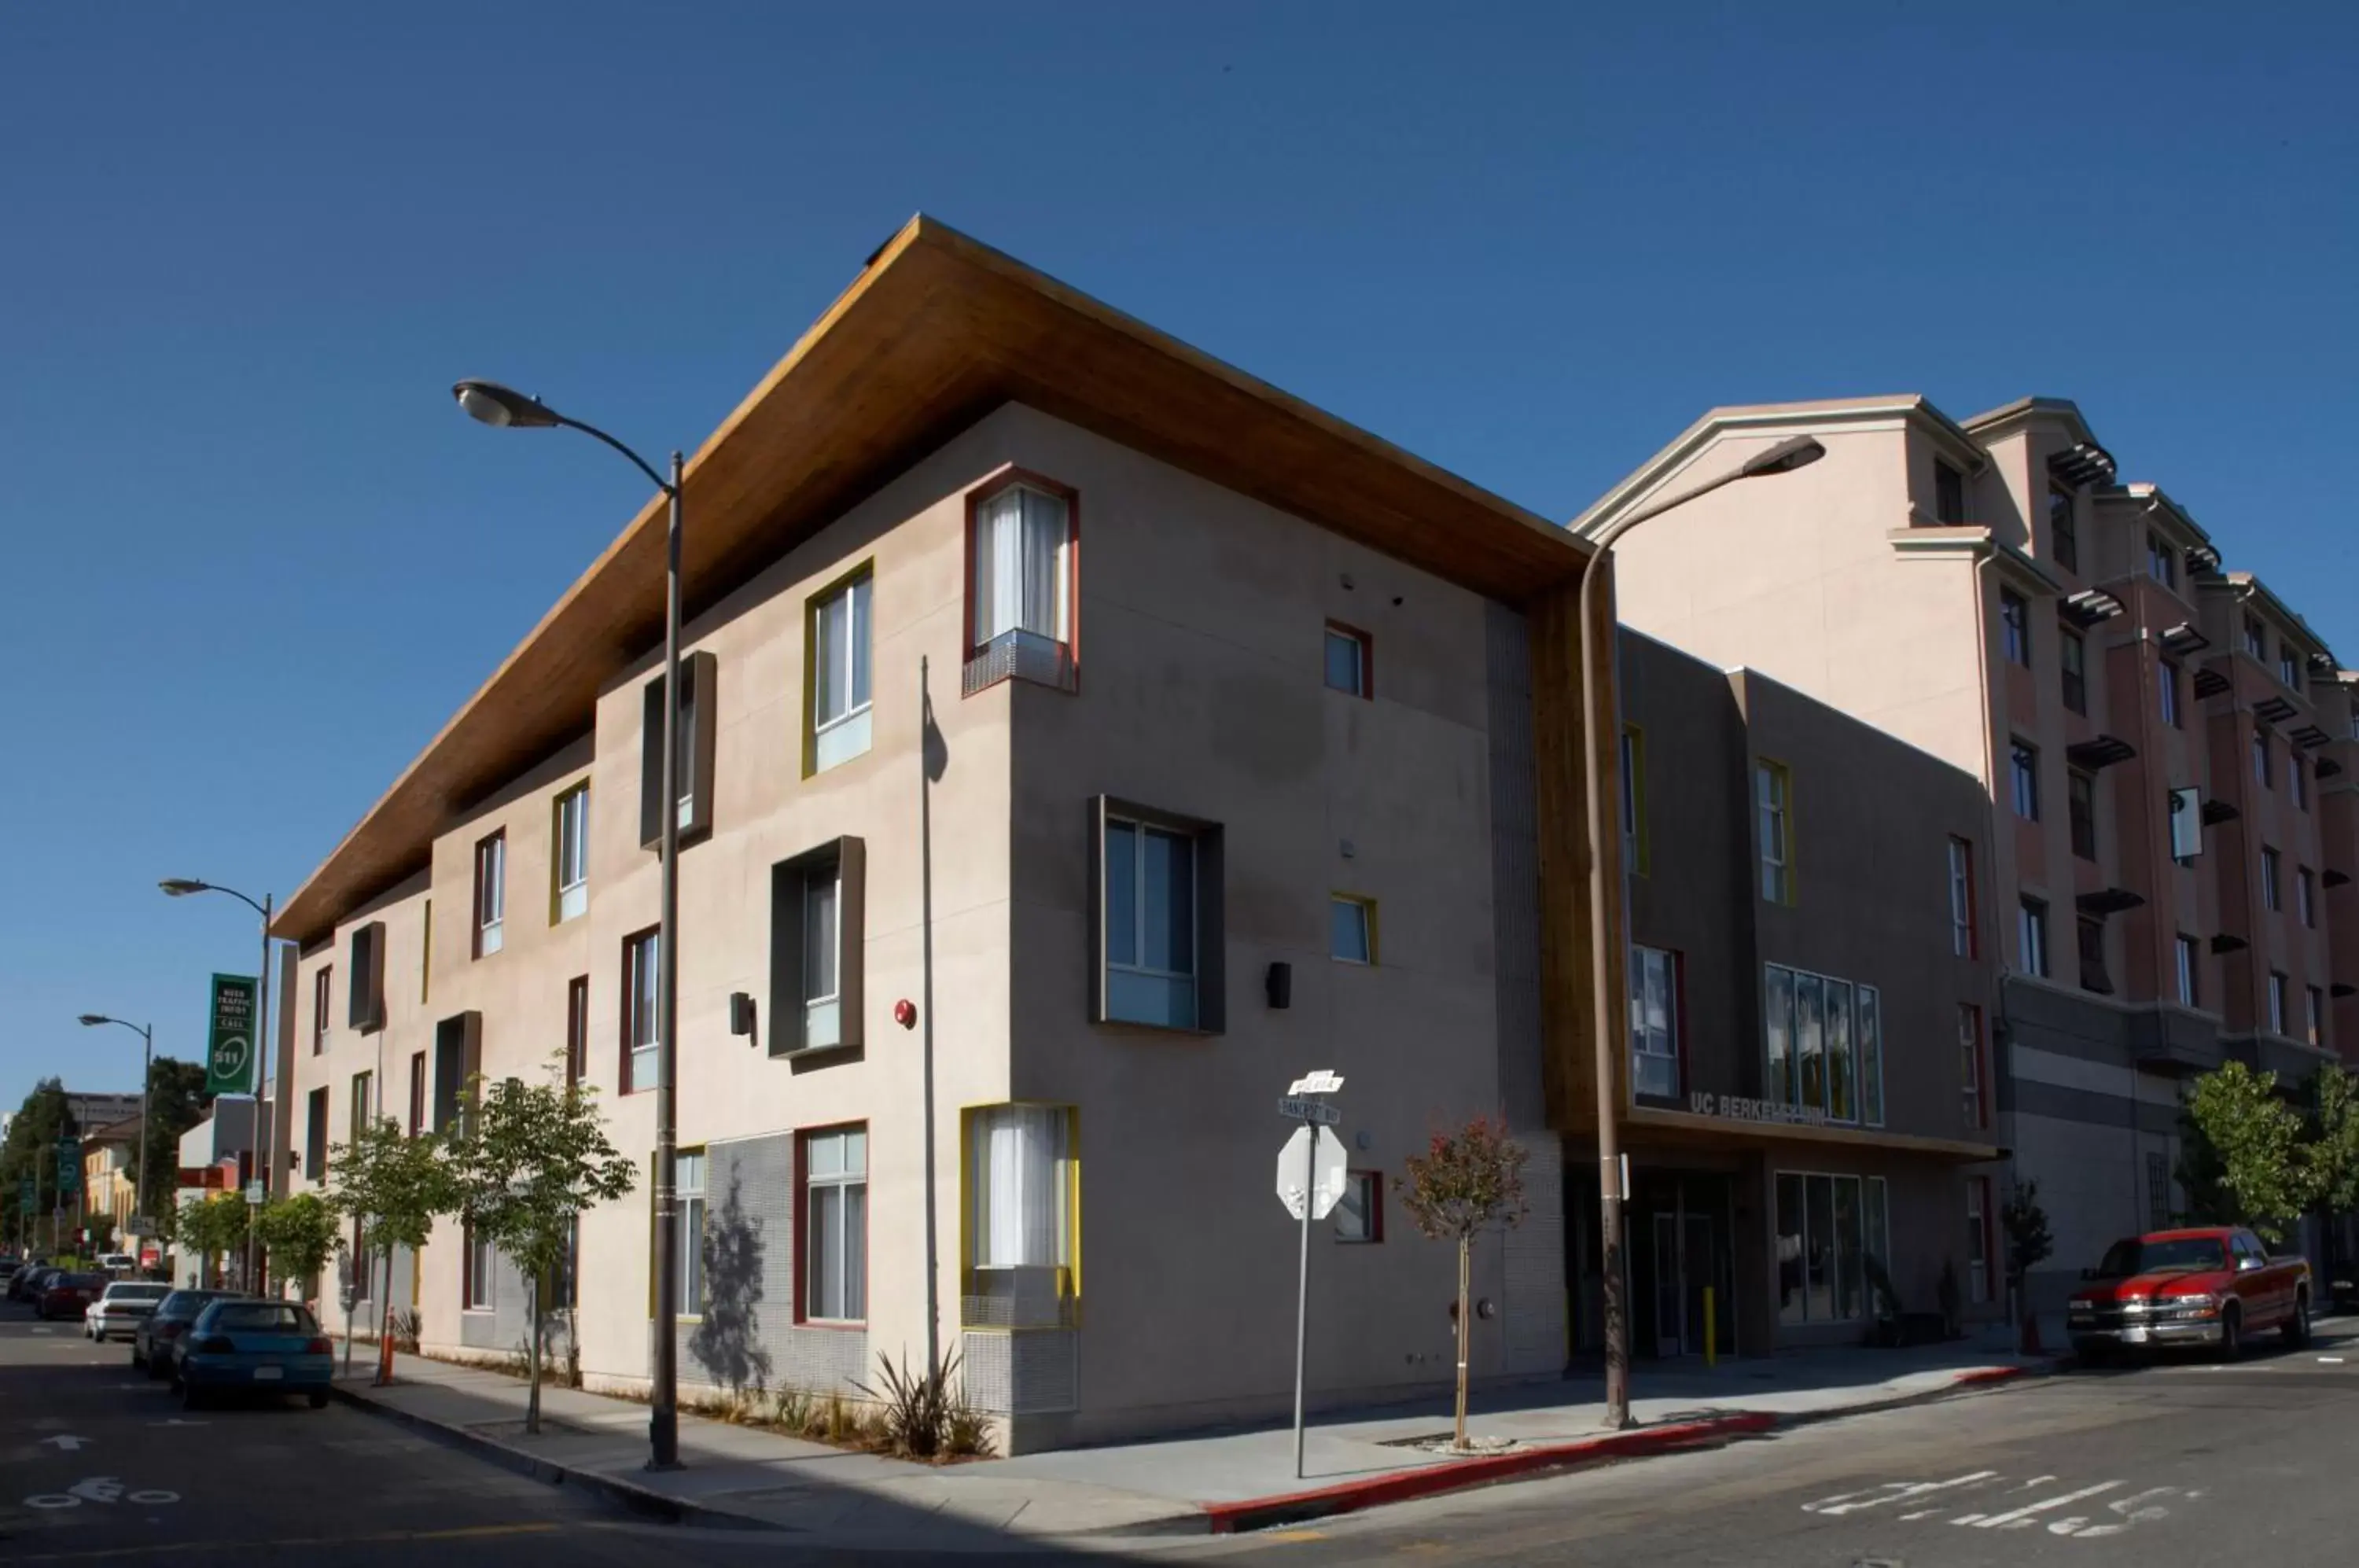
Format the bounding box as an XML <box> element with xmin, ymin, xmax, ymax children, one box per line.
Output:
<box><xmin>1275</xmin><ymin>1125</ymin><xmax>1348</xmax><ymax>1221</ymax></box>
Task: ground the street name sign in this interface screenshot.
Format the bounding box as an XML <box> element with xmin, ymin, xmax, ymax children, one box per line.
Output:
<box><xmin>1276</xmin><ymin>1095</ymin><xmax>1341</xmax><ymax>1125</ymax></box>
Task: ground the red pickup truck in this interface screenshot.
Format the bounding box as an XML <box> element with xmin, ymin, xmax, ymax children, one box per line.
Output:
<box><xmin>2066</xmin><ymin>1225</ymin><xmax>2311</xmax><ymax>1362</ymax></box>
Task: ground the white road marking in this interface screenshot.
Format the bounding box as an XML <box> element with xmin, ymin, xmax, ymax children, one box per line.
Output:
<box><xmin>2017</xmin><ymin>1474</ymin><xmax>2057</xmax><ymax>1489</ymax></box>
<box><xmin>2319</xmin><ymin>1356</ymin><xmax>2345</xmax><ymax>1364</ymax></box>
<box><xmin>39</xmin><ymin>1435</ymin><xmax>91</xmax><ymax>1452</ymax></box>
<box><xmin>1899</xmin><ymin>1508</ymin><xmax>1944</xmax><ymax>1520</ymax></box>
<box><xmin>1802</xmin><ymin>1470</ymin><xmax>2000</xmax><ymax>1516</ymax></box>
<box><xmin>1968</xmin><ymin>1481</ymin><xmax>2124</xmax><ymax>1529</ymax></box>
<box><xmin>2068</xmin><ymin>1486</ymin><xmax>2180</xmax><ymax>1538</ymax></box>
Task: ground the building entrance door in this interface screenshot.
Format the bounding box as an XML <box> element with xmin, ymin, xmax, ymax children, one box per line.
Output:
<box><xmin>1636</xmin><ymin>1175</ymin><xmax>1735</xmax><ymax>1358</ymax></box>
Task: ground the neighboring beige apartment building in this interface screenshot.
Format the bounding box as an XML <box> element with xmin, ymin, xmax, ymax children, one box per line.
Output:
<box><xmin>1579</xmin><ymin>395</ymin><xmax>2359</xmax><ymax>1318</ymax></box>
<box><xmin>277</xmin><ymin>216</ymin><xmax>1614</xmax><ymax>1450</ymax></box>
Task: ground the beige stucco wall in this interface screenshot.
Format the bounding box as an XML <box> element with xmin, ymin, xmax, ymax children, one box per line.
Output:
<box><xmin>285</xmin><ymin>400</ymin><xmax>1549</xmax><ymax>1447</ymax></box>
<box><xmin>1601</xmin><ymin>423</ymin><xmax>1997</xmax><ymax>790</ymax></box>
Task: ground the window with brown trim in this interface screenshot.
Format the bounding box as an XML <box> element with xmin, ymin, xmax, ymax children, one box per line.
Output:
<box><xmin>407</xmin><ymin>1051</ymin><xmax>427</xmax><ymax>1138</ymax></box>
<box><xmin>348</xmin><ymin>921</ymin><xmax>386</xmax><ymax>1032</ymax></box>
<box><xmin>964</xmin><ymin>469</ymin><xmax>1077</xmax><ymax>695</ymax></box>
<box><xmin>312</xmin><ymin>966</ymin><xmax>332</xmax><ymax>1056</ymax></box>
<box><xmin>1334</xmin><ymin>1171</ymin><xmax>1383</xmax><ymax>1242</ymax></box>
<box><xmin>769</xmin><ymin>840</ymin><xmax>866</xmax><ymax>1057</ymax></box>
<box><xmin>640</xmin><ymin>651</ymin><xmax>718</xmax><ymax>847</ymax></box>
<box><xmin>565</xmin><ymin>975</ymin><xmax>590</xmax><ymax>1085</ymax></box>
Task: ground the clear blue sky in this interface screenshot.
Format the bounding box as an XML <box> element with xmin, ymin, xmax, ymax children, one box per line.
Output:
<box><xmin>2</xmin><ymin>2</ymin><xmax>2353</xmax><ymax>1102</ymax></box>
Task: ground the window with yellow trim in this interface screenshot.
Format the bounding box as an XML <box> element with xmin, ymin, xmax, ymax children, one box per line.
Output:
<box><xmin>1329</xmin><ymin>894</ymin><xmax>1377</xmax><ymax>965</ymax></box>
<box><xmin>961</xmin><ymin>1103</ymin><xmax>1078</xmax><ymax>1328</ymax></box>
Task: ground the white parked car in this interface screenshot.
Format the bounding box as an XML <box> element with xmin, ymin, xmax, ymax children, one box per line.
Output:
<box><xmin>86</xmin><ymin>1281</ymin><xmax>171</xmax><ymax>1342</ymax></box>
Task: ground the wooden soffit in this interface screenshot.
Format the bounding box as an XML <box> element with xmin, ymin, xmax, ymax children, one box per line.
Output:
<box><xmin>275</xmin><ymin>214</ymin><xmax>1592</xmax><ymax>944</ymax></box>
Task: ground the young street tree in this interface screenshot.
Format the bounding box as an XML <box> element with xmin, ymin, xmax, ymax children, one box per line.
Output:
<box><xmin>326</xmin><ymin>1116</ymin><xmax>459</xmax><ymax>1386</ymax></box>
<box><xmin>178</xmin><ymin>1192</ymin><xmax>249</xmax><ymax>1286</ymax></box>
<box><xmin>1397</xmin><ymin>1117</ymin><xmax>1529</xmax><ymax>1452</ymax></box>
<box><xmin>2177</xmin><ymin>1060</ymin><xmax>2317</xmax><ymax>1244</ymax></box>
<box><xmin>445</xmin><ymin>1063</ymin><xmax>637</xmax><ymax>1435</ymax></box>
<box><xmin>252</xmin><ymin>1192</ymin><xmax>344</xmax><ymax>1300</ymax></box>
<box><xmin>2000</xmin><ymin>1180</ymin><xmax>2055</xmax><ymax>1352</ymax></box>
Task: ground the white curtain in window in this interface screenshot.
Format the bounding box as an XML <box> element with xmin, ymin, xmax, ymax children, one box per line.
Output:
<box><xmin>975</xmin><ymin>487</ymin><xmax>1068</xmax><ymax>646</ymax></box>
<box><xmin>974</xmin><ymin>1105</ymin><xmax>1068</xmax><ymax>1268</ymax></box>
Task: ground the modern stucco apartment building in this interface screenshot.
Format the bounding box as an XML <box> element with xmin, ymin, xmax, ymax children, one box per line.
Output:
<box><xmin>275</xmin><ymin>216</ymin><xmax>1623</xmax><ymax>1449</ymax></box>
<box><xmin>274</xmin><ymin>221</ymin><xmax>2044</xmax><ymax>1447</ymax></box>
<box><xmin>1581</xmin><ymin>395</ymin><xmax>2359</xmax><ymax>1320</ymax></box>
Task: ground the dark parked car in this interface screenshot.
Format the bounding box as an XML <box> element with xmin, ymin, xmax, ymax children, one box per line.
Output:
<box><xmin>172</xmin><ymin>1299</ymin><xmax>334</xmax><ymax>1410</ymax></box>
<box><xmin>8</xmin><ymin>1263</ymin><xmax>57</xmax><ymax>1303</ymax></box>
<box><xmin>36</xmin><ymin>1272</ymin><xmax>105</xmax><ymax>1321</ymax></box>
<box><xmin>134</xmin><ymin>1289</ymin><xmax>241</xmax><ymax>1378</ymax></box>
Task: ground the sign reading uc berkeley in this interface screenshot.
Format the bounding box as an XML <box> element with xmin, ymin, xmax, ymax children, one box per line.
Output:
<box><xmin>1688</xmin><ymin>1091</ymin><xmax>1830</xmax><ymax>1128</ymax></box>
<box><xmin>204</xmin><ymin>973</ymin><xmax>259</xmax><ymax>1095</ymax></box>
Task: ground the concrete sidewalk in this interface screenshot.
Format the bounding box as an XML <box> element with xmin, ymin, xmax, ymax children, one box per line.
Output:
<box><xmin>329</xmin><ymin>1333</ymin><xmax>2063</xmax><ymax>1541</ymax></box>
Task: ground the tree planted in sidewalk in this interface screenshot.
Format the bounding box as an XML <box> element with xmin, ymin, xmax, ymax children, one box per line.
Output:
<box><xmin>178</xmin><ymin>1192</ymin><xmax>248</xmax><ymax>1286</ymax></box>
<box><xmin>252</xmin><ymin>1192</ymin><xmax>344</xmax><ymax>1301</ymax></box>
<box><xmin>2000</xmin><ymin>1180</ymin><xmax>2054</xmax><ymax>1352</ymax></box>
<box><xmin>445</xmin><ymin>1061</ymin><xmax>636</xmax><ymax>1436</ymax></box>
<box><xmin>1397</xmin><ymin>1116</ymin><xmax>1529</xmax><ymax>1452</ymax></box>
<box><xmin>2177</xmin><ymin>1060</ymin><xmax>2315</xmax><ymax>1243</ymax></box>
<box><xmin>326</xmin><ymin>1115</ymin><xmax>459</xmax><ymax>1386</ymax></box>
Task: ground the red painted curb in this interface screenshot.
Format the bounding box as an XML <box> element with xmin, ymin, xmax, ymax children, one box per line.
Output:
<box><xmin>1950</xmin><ymin>1365</ymin><xmax>2030</xmax><ymax>1387</ymax></box>
<box><xmin>1202</xmin><ymin>1412</ymin><xmax>1777</xmax><ymax>1534</ymax></box>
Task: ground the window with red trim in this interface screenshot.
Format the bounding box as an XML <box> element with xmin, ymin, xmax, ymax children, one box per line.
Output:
<box><xmin>964</xmin><ymin>470</ymin><xmax>1077</xmax><ymax>694</ymax></box>
<box><xmin>1324</xmin><ymin>621</ymin><xmax>1373</xmax><ymax>698</ymax></box>
<box><xmin>797</xmin><ymin>1124</ymin><xmax>867</xmax><ymax>1323</ymax></box>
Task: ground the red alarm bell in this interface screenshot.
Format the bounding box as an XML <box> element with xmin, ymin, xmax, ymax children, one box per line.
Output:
<box><xmin>893</xmin><ymin>999</ymin><xmax>918</xmax><ymax>1030</ymax></box>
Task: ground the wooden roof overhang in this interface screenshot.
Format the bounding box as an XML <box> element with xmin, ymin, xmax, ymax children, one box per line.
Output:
<box><xmin>276</xmin><ymin>215</ymin><xmax>1592</xmax><ymax>944</ymax></box>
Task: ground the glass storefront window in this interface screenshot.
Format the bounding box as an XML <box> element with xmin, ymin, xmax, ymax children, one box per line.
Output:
<box><xmin>1761</xmin><ymin>963</ymin><xmax>1882</xmax><ymax>1125</ymax></box>
<box><xmin>1795</xmin><ymin>975</ymin><xmax>1825</xmax><ymax>1113</ymax></box>
<box><xmin>1765</xmin><ymin>968</ymin><xmax>1794</xmax><ymax>1106</ymax></box>
<box><xmin>1825</xmin><ymin>978</ymin><xmax>1854</xmax><ymax>1123</ymax></box>
<box><xmin>1858</xmin><ymin>988</ymin><xmax>1884</xmax><ymax>1128</ymax></box>
<box><xmin>1777</xmin><ymin>1171</ymin><xmax>1889</xmax><ymax>1326</ymax></box>
<box><xmin>1776</xmin><ymin>1174</ymin><xmax>1805</xmax><ymax>1326</ymax></box>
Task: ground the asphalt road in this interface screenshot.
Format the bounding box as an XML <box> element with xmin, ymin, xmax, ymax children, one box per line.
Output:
<box><xmin>6</xmin><ymin>1293</ymin><xmax>2355</xmax><ymax>1567</ymax></box>
<box><xmin>1226</xmin><ymin>1322</ymin><xmax>2359</xmax><ymax>1568</ymax></box>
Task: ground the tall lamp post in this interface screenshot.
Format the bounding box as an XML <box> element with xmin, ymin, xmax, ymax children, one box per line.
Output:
<box><xmin>1581</xmin><ymin>433</ymin><xmax>1823</xmax><ymax>1430</ymax></box>
<box><xmin>452</xmin><ymin>377</ymin><xmax>686</xmax><ymax>1471</ymax></box>
<box><xmin>76</xmin><ymin>1015</ymin><xmax>154</xmax><ymax>1264</ymax></box>
<box><xmin>160</xmin><ymin>878</ymin><xmax>275</xmax><ymax>1290</ymax></box>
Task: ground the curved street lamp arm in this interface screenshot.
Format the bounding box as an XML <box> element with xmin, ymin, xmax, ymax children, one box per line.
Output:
<box><xmin>552</xmin><ymin>414</ymin><xmax>675</xmax><ymax>498</ymax></box>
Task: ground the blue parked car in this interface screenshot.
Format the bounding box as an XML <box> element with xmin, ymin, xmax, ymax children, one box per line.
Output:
<box><xmin>171</xmin><ymin>1298</ymin><xmax>333</xmax><ymax>1409</ymax></box>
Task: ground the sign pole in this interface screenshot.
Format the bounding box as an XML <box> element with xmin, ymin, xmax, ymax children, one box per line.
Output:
<box><xmin>1293</xmin><ymin>1108</ymin><xmax>1314</xmax><ymax>1480</ymax></box>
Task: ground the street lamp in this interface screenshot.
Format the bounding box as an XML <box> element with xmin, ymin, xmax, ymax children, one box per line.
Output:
<box><xmin>453</xmin><ymin>377</ymin><xmax>686</xmax><ymax>1471</ymax></box>
<box><xmin>1582</xmin><ymin>432</ymin><xmax>1822</xmax><ymax>1429</ymax></box>
<box><xmin>79</xmin><ymin>1015</ymin><xmax>154</xmax><ymax>1265</ymax></box>
<box><xmin>160</xmin><ymin>877</ymin><xmax>277</xmax><ymax>1290</ymax></box>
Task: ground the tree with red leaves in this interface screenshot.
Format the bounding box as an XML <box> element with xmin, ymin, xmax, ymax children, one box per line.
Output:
<box><xmin>1397</xmin><ymin>1117</ymin><xmax>1529</xmax><ymax>1450</ymax></box>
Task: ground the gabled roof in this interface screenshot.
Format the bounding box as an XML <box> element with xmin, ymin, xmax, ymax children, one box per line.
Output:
<box><xmin>2217</xmin><ymin>572</ymin><xmax>2341</xmax><ymax>668</ymax></box>
<box><xmin>1570</xmin><ymin>393</ymin><xmax>1981</xmax><ymax>537</ymax></box>
<box><xmin>1960</xmin><ymin>395</ymin><xmax>2103</xmax><ymax>449</ymax></box>
<box><xmin>276</xmin><ymin>215</ymin><xmax>1588</xmax><ymax>945</ymax></box>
